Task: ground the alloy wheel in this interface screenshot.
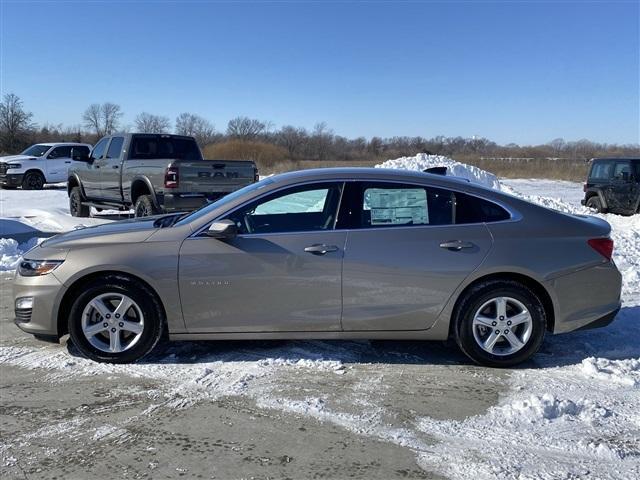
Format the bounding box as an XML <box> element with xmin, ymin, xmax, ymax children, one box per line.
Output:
<box><xmin>81</xmin><ymin>293</ymin><xmax>145</xmax><ymax>353</ymax></box>
<box><xmin>471</xmin><ymin>296</ymin><xmax>533</xmax><ymax>356</ymax></box>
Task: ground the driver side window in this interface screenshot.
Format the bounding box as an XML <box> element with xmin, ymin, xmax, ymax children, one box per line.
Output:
<box><xmin>90</xmin><ymin>138</ymin><xmax>109</xmax><ymax>160</ymax></box>
<box><xmin>226</xmin><ymin>182</ymin><xmax>343</xmax><ymax>235</ymax></box>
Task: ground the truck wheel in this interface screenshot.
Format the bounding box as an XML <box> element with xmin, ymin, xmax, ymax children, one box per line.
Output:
<box><xmin>22</xmin><ymin>171</ymin><xmax>45</xmax><ymax>190</ymax></box>
<box><xmin>134</xmin><ymin>195</ymin><xmax>159</xmax><ymax>217</ymax></box>
<box><xmin>453</xmin><ymin>279</ymin><xmax>546</xmax><ymax>368</ymax></box>
<box><xmin>586</xmin><ymin>196</ymin><xmax>603</xmax><ymax>213</ymax></box>
<box><xmin>68</xmin><ymin>275</ymin><xmax>165</xmax><ymax>363</ymax></box>
<box><xmin>69</xmin><ymin>187</ymin><xmax>90</xmax><ymax>217</ymax></box>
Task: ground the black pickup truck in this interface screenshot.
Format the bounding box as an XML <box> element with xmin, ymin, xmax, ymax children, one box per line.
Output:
<box><xmin>68</xmin><ymin>133</ymin><xmax>258</xmax><ymax>217</ymax></box>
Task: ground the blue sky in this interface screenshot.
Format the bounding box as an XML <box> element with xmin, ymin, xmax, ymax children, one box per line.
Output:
<box><xmin>1</xmin><ymin>0</ymin><xmax>638</xmax><ymax>145</ymax></box>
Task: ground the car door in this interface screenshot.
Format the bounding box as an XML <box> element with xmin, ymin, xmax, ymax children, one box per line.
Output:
<box><xmin>179</xmin><ymin>182</ymin><xmax>346</xmax><ymax>333</ymax></box>
<box><xmin>82</xmin><ymin>138</ymin><xmax>109</xmax><ymax>199</ymax></box>
<box><xmin>608</xmin><ymin>160</ymin><xmax>634</xmax><ymax>213</ymax></box>
<box><xmin>339</xmin><ymin>181</ymin><xmax>493</xmax><ymax>331</ymax></box>
<box><xmin>44</xmin><ymin>146</ymin><xmax>73</xmax><ymax>183</ymax></box>
<box><xmin>100</xmin><ymin>136</ymin><xmax>124</xmax><ymax>201</ymax></box>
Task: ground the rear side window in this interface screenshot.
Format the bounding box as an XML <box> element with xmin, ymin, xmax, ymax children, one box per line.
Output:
<box><xmin>454</xmin><ymin>192</ymin><xmax>510</xmax><ymax>223</ymax></box>
<box><xmin>589</xmin><ymin>161</ymin><xmax>613</xmax><ymax>180</ymax></box>
<box><xmin>338</xmin><ymin>182</ymin><xmax>453</xmax><ymax>229</ymax></box>
<box><xmin>129</xmin><ymin>136</ymin><xmax>200</xmax><ymax>160</ymax></box>
<box><xmin>612</xmin><ymin>161</ymin><xmax>631</xmax><ymax>181</ymax></box>
<box><xmin>337</xmin><ymin>182</ymin><xmax>510</xmax><ymax>228</ymax></box>
<box><xmin>106</xmin><ymin>137</ymin><xmax>124</xmax><ymax>160</ymax></box>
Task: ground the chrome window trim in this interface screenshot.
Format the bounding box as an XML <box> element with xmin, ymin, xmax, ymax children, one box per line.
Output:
<box><xmin>188</xmin><ymin>177</ymin><xmax>522</xmax><ymax>239</ymax></box>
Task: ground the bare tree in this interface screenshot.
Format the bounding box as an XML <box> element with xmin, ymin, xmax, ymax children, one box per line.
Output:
<box><xmin>175</xmin><ymin>112</ymin><xmax>216</xmax><ymax>146</ymax></box>
<box><xmin>309</xmin><ymin>122</ymin><xmax>333</xmax><ymax>160</ymax></box>
<box><xmin>135</xmin><ymin>112</ymin><xmax>171</xmax><ymax>133</ymax></box>
<box><xmin>277</xmin><ymin>125</ymin><xmax>307</xmax><ymax>159</ymax></box>
<box><xmin>82</xmin><ymin>102</ymin><xmax>123</xmax><ymax>137</ymax></box>
<box><xmin>0</xmin><ymin>93</ymin><xmax>35</xmax><ymax>152</ymax></box>
<box><xmin>226</xmin><ymin>116</ymin><xmax>266</xmax><ymax>139</ymax></box>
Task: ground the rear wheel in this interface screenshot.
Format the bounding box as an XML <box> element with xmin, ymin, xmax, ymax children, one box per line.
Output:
<box><xmin>68</xmin><ymin>275</ymin><xmax>165</xmax><ymax>363</ymax></box>
<box><xmin>454</xmin><ymin>280</ymin><xmax>546</xmax><ymax>367</ymax></box>
<box><xmin>586</xmin><ymin>196</ymin><xmax>603</xmax><ymax>213</ymax></box>
<box><xmin>134</xmin><ymin>194</ymin><xmax>159</xmax><ymax>218</ymax></box>
<box><xmin>22</xmin><ymin>171</ymin><xmax>45</xmax><ymax>190</ymax></box>
<box><xmin>69</xmin><ymin>187</ymin><xmax>90</xmax><ymax>217</ymax></box>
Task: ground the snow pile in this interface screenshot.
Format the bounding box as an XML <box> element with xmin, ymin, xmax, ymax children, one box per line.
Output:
<box><xmin>0</xmin><ymin>237</ymin><xmax>42</xmax><ymax>271</ymax></box>
<box><xmin>376</xmin><ymin>153</ymin><xmax>501</xmax><ymax>189</ymax></box>
<box><xmin>581</xmin><ymin>357</ymin><xmax>640</xmax><ymax>387</ymax></box>
<box><xmin>495</xmin><ymin>393</ymin><xmax>610</xmax><ymax>423</ymax></box>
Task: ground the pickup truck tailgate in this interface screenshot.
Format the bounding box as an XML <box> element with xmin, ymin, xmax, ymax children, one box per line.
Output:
<box><xmin>177</xmin><ymin>160</ymin><xmax>257</xmax><ymax>193</ymax></box>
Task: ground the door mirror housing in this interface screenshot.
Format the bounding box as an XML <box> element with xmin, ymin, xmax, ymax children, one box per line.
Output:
<box><xmin>207</xmin><ymin>219</ymin><xmax>237</xmax><ymax>238</ymax></box>
<box><xmin>71</xmin><ymin>148</ymin><xmax>90</xmax><ymax>162</ymax></box>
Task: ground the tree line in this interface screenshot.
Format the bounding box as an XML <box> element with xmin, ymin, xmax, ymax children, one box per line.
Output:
<box><xmin>1</xmin><ymin>93</ymin><xmax>638</xmax><ymax>163</ymax></box>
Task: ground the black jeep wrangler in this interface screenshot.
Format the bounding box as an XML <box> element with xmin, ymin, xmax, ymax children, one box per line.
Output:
<box><xmin>582</xmin><ymin>158</ymin><xmax>640</xmax><ymax>215</ymax></box>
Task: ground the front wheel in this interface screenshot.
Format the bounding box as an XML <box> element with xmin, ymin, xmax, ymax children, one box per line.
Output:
<box><xmin>22</xmin><ymin>171</ymin><xmax>45</xmax><ymax>190</ymax></box>
<box><xmin>68</xmin><ymin>275</ymin><xmax>165</xmax><ymax>363</ymax></box>
<box><xmin>453</xmin><ymin>280</ymin><xmax>546</xmax><ymax>367</ymax></box>
<box><xmin>69</xmin><ymin>187</ymin><xmax>90</xmax><ymax>217</ymax></box>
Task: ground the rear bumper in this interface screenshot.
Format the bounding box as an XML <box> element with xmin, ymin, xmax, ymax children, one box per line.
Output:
<box><xmin>0</xmin><ymin>173</ymin><xmax>24</xmax><ymax>187</ymax></box>
<box><xmin>546</xmin><ymin>261</ymin><xmax>622</xmax><ymax>334</ymax></box>
<box><xmin>159</xmin><ymin>192</ymin><xmax>226</xmax><ymax>212</ymax></box>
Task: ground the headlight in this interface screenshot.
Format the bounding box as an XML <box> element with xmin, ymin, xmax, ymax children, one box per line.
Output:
<box><xmin>7</xmin><ymin>163</ymin><xmax>22</xmax><ymax>169</ymax></box>
<box><xmin>18</xmin><ymin>259</ymin><xmax>64</xmax><ymax>277</ymax></box>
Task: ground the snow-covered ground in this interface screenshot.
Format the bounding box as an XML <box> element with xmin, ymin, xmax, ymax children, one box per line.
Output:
<box><xmin>1</xmin><ymin>156</ymin><xmax>639</xmax><ymax>478</ymax></box>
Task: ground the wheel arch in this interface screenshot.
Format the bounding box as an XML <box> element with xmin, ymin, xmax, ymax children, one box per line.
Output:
<box><xmin>56</xmin><ymin>270</ymin><xmax>167</xmax><ymax>338</ymax></box>
<box><xmin>23</xmin><ymin>168</ymin><xmax>46</xmax><ymax>182</ymax></box>
<box><xmin>67</xmin><ymin>174</ymin><xmax>86</xmax><ymax>197</ymax></box>
<box><xmin>449</xmin><ymin>272</ymin><xmax>556</xmax><ymax>337</ymax></box>
<box><xmin>585</xmin><ymin>188</ymin><xmax>608</xmax><ymax>210</ymax></box>
<box><xmin>130</xmin><ymin>177</ymin><xmax>159</xmax><ymax>209</ymax></box>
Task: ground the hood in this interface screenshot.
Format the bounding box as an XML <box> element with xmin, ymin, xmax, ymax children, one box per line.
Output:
<box><xmin>41</xmin><ymin>216</ymin><xmax>160</xmax><ymax>248</ymax></box>
<box><xmin>0</xmin><ymin>154</ymin><xmax>36</xmax><ymax>163</ymax></box>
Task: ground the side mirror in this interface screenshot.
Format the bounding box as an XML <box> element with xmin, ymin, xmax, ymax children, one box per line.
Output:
<box><xmin>71</xmin><ymin>148</ymin><xmax>90</xmax><ymax>162</ymax></box>
<box><xmin>207</xmin><ymin>219</ymin><xmax>237</xmax><ymax>238</ymax></box>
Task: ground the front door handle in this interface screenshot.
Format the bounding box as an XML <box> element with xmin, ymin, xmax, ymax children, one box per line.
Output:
<box><xmin>439</xmin><ymin>240</ymin><xmax>474</xmax><ymax>251</ymax></box>
<box><xmin>304</xmin><ymin>244</ymin><xmax>339</xmax><ymax>255</ymax></box>
<box><xmin>112</xmin><ymin>165</ymin><xmax>119</xmax><ymax>169</ymax></box>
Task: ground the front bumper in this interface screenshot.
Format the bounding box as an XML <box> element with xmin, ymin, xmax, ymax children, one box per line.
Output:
<box><xmin>13</xmin><ymin>271</ymin><xmax>65</xmax><ymax>338</ymax></box>
<box><xmin>0</xmin><ymin>173</ymin><xmax>24</xmax><ymax>187</ymax></box>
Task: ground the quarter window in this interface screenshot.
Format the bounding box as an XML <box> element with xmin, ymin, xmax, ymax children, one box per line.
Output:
<box><xmin>612</xmin><ymin>161</ymin><xmax>631</xmax><ymax>181</ymax></box>
<box><xmin>225</xmin><ymin>182</ymin><xmax>343</xmax><ymax>234</ymax></box>
<box><xmin>589</xmin><ymin>161</ymin><xmax>613</xmax><ymax>180</ymax></box>
<box><xmin>454</xmin><ymin>192</ymin><xmax>510</xmax><ymax>223</ymax></box>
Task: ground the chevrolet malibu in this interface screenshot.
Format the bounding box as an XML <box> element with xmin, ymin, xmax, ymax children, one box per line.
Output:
<box><xmin>14</xmin><ymin>168</ymin><xmax>622</xmax><ymax>367</ymax></box>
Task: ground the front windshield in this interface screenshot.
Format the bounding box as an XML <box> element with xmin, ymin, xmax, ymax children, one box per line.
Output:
<box><xmin>175</xmin><ymin>176</ymin><xmax>276</xmax><ymax>226</ymax></box>
<box><xmin>21</xmin><ymin>144</ymin><xmax>50</xmax><ymax>157</ymax></box>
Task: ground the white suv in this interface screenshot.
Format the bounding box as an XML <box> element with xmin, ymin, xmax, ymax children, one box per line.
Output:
<box><xmin>0</xmin><ymin>142</ymin><xmax>92</xmax><ymax>189</ymax></box>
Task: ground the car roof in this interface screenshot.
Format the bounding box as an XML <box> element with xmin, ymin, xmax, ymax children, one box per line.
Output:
<box><xmin>591</xmin><ymin>157</ymin><xmax>640</xmax><ymax>162</ymax></box>
<box><xmin>36</xmin><ymin>142</ymin><xmax>91</xmax><ymax>147</ymax></box>
<box><xmin>269</xmin><ymin>167</ymin><xmax>479</xmax><ymax>189</ymax></box>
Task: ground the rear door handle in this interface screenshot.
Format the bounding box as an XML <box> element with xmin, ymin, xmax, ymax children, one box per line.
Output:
<box><xmin>112</xmin><ymin>165</ymin><xmax>119</xmax><ymax>169</ymax></box>
<box><xmin>64</xmin><ymin>161</ymin><xmax>71</xmax><ymax>164</ymax></box>
<box><xmin>304</xmin><ymin>244</ymin><xmax>339</xmax><ymax>255</ymax></box>
<box><xmin>439</xmin><ymin>240</ymin><xmax>474</xmax><ymax>251</ymax></box>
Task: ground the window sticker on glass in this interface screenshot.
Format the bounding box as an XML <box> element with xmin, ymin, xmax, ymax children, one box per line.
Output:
<box><xmin>364</xmin><ymin>188</ymin><xmax>428</xmax><ymax>226</ymax></box>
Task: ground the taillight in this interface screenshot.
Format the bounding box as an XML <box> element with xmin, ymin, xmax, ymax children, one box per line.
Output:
<box><xmin>588</xmin><ymin>238</ymin><xmax>614</xmax><ymax>261</ymax></box>
<box><xmin>165</xmin><ymin>165</ymin><xmax>179</xmax><ymax>188</ymax></box>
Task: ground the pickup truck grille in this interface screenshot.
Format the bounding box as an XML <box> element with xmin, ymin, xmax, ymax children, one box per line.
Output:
<box><xmin>0</xmin><ymin>164</ymin><xmax>7</xmax><ymax>175</ymax></box>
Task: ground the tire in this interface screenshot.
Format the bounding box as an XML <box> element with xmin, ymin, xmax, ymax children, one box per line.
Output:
<box><xmin>68</xmin><ymin>275</ymin><xmax>165</xmax><ymax>363</ymax></box>
<box><xmin>69</xmin><ymin>187</ymin><xmax>90</xmax><ymax>217</ymax></box>
<box><xmin>453</xmin><ymin>279</ymin><xmax>546</xmax><ymax>368</ymax></box>
<box><xmin>586</xmin><ymin>196</ymin><xmax>603</xmax><ymax>213</ymax></box>
<box><xmin>134</xmin><ymin>194</ymin><xmax>159</xmax><ymax>218</ymax></box>
<box><xmin>22</xmin><ymin>171</ymin><xmax>45</xmax><ymax>190</ymax></box>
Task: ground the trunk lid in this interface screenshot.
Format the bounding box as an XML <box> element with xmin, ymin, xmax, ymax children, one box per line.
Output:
<box><xmin>175</xmin><ymin>159</ymin><xmax>257</xmax><ymax>193</ymax></box>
